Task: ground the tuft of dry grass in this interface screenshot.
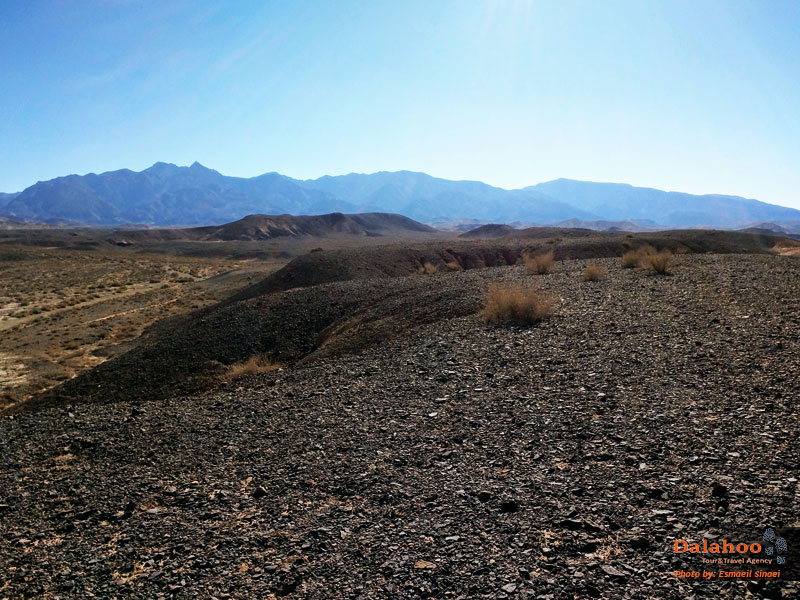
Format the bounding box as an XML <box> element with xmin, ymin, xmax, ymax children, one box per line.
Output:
<box><xmin>621</xmin><ymin>244</ymin><xmax>656</xmax><ymax>268</ymax></box>
<box><xmin>638</xmin><ymin>244</ymin><xmax>657</xmax><ymax>255</ymax></box>
<box><xmin>582</xmin><ymin>264</ymin><xmax>607</xmax><ymax>281</ymax></box>
<box><xmin>525</xmin><ymin>250</ymin><xmax>555</xmax><ymax>275</ymax></box>
<box><xmin>642</xmin><ymin>249</ymin><xmax>673</xmax><ymax>274</ymax></box>
<box><xmin>444</xmin><ymin>260</ymin><xmax>462</xmax><ymax>272</ymax></box>
<box><xmin>223</xmin><ymin>354</ymin><xmax>280</xmax><ymax>382</ymax></box>
<box><xmin>422</xmin><ymin>262</ymin><xmax>438</xmax><ymax>275</ymax></box>
<box><xmin>621</xmin><ymin>251</ymin><xmax>639</xmax><ymax>268</ymax></box>
<box><xmin>482</xmin><ymin>284</ymin><xmax>555</xmax><ymax>326</ymax></box>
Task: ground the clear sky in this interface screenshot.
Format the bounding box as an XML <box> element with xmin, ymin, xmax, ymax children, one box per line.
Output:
<box><xmin>2</xmin><ymin>0</ymin><xmax>799</xmax><ymax>208</ymax></box>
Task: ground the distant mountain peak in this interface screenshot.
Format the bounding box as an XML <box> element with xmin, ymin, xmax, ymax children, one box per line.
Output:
<box><xmin>190</xmin><ymin>161</ymin><xmax>214</xmax><ymax>172</ymax></box>
<box><xmin>145</xmin><ymin>161</ymin><xmax>180</xmax><ymax>174</ymax></box>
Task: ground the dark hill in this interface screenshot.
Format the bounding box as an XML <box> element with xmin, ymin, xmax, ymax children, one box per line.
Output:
<box><xmin>459</xmin><ymin>224</ymin><xmax>516</xmax><ymax>238</ymax></box>
<box><xmin>42</xmin><ymin>212</ymin><xmax>438</xmax><ymax>245</ymax></box>
<box><xmin>193</xmin><ymin>212</ymin><xmax>437</xmax><ymax>241</ymax></box>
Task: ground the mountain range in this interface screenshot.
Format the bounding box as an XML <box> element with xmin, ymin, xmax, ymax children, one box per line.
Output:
<box><xmin>2</xmin><ymin>161</ymin><xmax>799</xmax><ymax>230</ymax></box>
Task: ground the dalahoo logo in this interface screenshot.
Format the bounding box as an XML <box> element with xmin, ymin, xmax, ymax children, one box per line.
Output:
<box><xmin>673</xmin><ymin>538</ymin><xmax>763</xmax><ymax>554</ymax></box>
<box><xmin>762</xmin><ymin>528</ymin><xmax>788</xmax><ymax>565</ymax></box>
<box><xmin>670</xmin><ymin>527</ymin><xmax>798</xmax><ymax>581</ymax></box>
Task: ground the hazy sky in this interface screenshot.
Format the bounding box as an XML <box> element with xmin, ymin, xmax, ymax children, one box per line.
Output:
<box><xmin>2</xmin><ymin>0</ymin><xmax>799</xmax><ymax>208</ymax></box>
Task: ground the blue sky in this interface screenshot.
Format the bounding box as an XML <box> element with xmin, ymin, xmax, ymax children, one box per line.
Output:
<box><xmin>2</xmin><ymin>0</ymin><xmax>799</xmax><ymax>208</ymax></box>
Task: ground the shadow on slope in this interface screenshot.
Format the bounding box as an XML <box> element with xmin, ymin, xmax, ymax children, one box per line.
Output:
<box><xmin>22</xmin><ymin>274</ymin><xmax>484</xmax><ymax>410</ymax></box>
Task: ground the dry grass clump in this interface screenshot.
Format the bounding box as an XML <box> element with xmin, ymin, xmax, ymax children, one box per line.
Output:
<box><xmin>525</xmin><ymin>250</ymin><xmax>555</xmax><ymax>275</ymax></box>
<box><xmin>642</xmin><ymin>249</ymin><xmax>673</xmax><ymax>274</ymax></box>
<box><xmin>621</xmin><ymin>252</ymin><xmax>639</xmax><ymax>268</ymax></box>
<box><xmin>223</xmin><ymin>354</ymin><xmax>280</xmax><ymax>382</ymax></box>
<box><xmin>422</xmin><ymin>262</ymin><xmax>438</xmax><ymax>275</ymax></box>
<box><xmin>582</xmin><ymin>264</ymin><xmax>607</xmax><ymax>281</ymax></box>
<box><xmin>444</xmin><ymin>260</ymin><xmax>462</xmax><ymax>272</ymax></box>
<box><xmin>621</xmin><ymin>244</ymin><xmax>656</xmax><ymax>268</ymax></box>
<box><xmin>482</xmin><ymin>284</ymin><xmax>555</xmax><ymax>325</ymax></box>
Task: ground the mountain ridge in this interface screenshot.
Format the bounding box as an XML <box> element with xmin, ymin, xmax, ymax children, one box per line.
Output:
<box><xmin>2</xmin><ymin>162</ymin><xmax>799</xmax><ymax>229</ymax></box>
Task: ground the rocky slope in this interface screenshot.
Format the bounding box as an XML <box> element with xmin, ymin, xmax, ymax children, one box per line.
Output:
<box><xmin>1</xmin><ymin>253</ymin><xmax>798</xmax><ymax>598</ymax></box>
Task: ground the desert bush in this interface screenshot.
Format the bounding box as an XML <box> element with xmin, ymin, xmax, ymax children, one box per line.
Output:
<box><xmin>422</xmin><ymin>262</ymin><xmax>438</xmax><ymax>274</ymax></box>
<box><xmin>621</xmin><ymin>244</ymin><xmax>656</xmax><ymax>268</ymax></box>
<box><xmin>444</xmin><ymin>260</ymin><xmax>462</xmax><ymax>272</ymax></box>
<box><xmin>621</xmin><ymin>251</ymin><xmax>639</xmax><ymax>268</ymax></box>
<box><xmin>482</xmin><ymin>284</ymin><xmax>555</xmax><ymax>325</ymax></box>
<box><xmin>223</xmin><ymin>354</ymin><xmax>280</xmax><ymax>381</ymax></box>
<box><xmin>642</xmin><ymin>249</ymin><xmax>673</xmax><ymax>274</ymax></box>
<box><xmin>525</xmin><ymin>250</ymin><xmax>555</xmax><ymax>274</ymax></box>
<box><xmin>582</xmin><ymin>264</ymin><xmax>607</xmax><ymax>281</ymax></box>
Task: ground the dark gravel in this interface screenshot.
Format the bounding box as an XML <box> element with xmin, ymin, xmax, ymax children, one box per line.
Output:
<box><xmin>1</xmin><ymin>253</ymin><xmax>798</xmax><ymax>599</ymax></box>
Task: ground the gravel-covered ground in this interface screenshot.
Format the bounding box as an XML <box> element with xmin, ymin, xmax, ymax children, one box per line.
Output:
<box><xmin>1</xmin><ymin>254</ymin><xmax>798</xmax><ymax>599</ymax></box>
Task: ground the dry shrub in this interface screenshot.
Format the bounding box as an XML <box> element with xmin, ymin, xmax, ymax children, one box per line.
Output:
<box><xmin>621</xmin><ymin>244</ymin><xmax>656</xmax><ymax>268</ymax></box>
<box><xmin>642</xmin><ymin>249</ymin><xmax>673</xmax><ymax>274</ymax></box>
<box><xmin>482</xmin><ymin>284</ymin><xmax>555</xmax><ymax>325</ymax></box>
<box><xmin>444</xmin><ymin>260</ymin><xmax>462</xmax><ymax>272</ymax></box>
<box><xmin>223</xmin><ymin>354</ymin><xmax>280</xmax><ymax>382</ymax></box>
<box><xmin>582</xmin><ymin>264</ymin><xmax>607</xmax><ymax>281</ymax></box>
<box><xmin>621</xmin><ymin>251</ymin><xmax>639</xmax><ymax>268</ymax></box>
<box><xmin>525</xmin><ymin>250</ymin><xmax>555</xmax><ymax>274</ymax></box>
<box><xmin>637</xmin><ymin>244</ymin><xmax>657</xmax><ymax>257</ymax></box>
<box><xmin>422</xmin><ymin>262</ymin><xmax>438</xmax><ymax>275</ymax></box>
